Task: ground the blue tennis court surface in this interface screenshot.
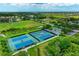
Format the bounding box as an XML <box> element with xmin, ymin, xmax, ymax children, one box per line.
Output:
<box><xmin>8</xmin><ymin>30</ymin><xmax>56</xmax><ymax>51</ymax></box>
<box><xmin>15</xmin><ymin>40</ymin><xmax>34</xmax><ymax>50</ymax></box>
<box><xmin>12</xmin><ymin>35</ymin><xmax>28</xmax><ymax>42</ymax></box>
<box><xmin>30</xmin><ymin>30</ymin><xmax>55</xmax><ymax>41</ymax></box>
<box><xmin>8</xmin><ymin>34</ymin><xmax>38</xmax><ymax>51</ymax></box>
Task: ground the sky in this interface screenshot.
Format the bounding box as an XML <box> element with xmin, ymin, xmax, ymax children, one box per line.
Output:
<box><xmin>0</xmin><ymin>3</ymin><xmax>79</xmax><ymax>12</ymax></box>
<box><xmin>0</xmin><ymin>0</ymin><xmax>79</xmax><ymax>12</ymax></box>
<box><xmin>0</xmin><ymin>0</ymin><xmax>79</xmax><ymax>4</ymax></box>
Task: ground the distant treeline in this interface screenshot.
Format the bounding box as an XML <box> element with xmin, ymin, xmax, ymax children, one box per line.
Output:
<box><xmin>0</xmin><ymin>12</ymin><xmax>79</xmax><ymax>23</ymax></box>
<box><xmin>0</xmin><ymin>12</ymin><xmax>79</xmax><ymax>16</ymax></box>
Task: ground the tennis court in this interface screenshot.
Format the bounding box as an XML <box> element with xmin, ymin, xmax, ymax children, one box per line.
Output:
<box><xmin>8</xmin><ymin>34</ymin><xmax>38</xmax><ymax>51</ymax></box>
<box><xmin>8</xmin><ymin>30</ymin><xmax>56</xmax><ymax>51</ymax></box>
<box><xmin>29</xmin><ymin>30</ymin><xmax>55</xmax><ymax>41</ymax></box>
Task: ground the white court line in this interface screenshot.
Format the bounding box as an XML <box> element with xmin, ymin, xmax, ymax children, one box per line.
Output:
<box><xmin>12</xmin><ymin>36</ymin><xmax>58</xmax><ymax>55</ymax></box>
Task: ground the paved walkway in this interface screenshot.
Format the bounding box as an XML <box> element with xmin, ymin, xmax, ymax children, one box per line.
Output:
<box><xmin>12</xmin><ymin>36</ymin><xmax>58</xmax><ymax>56</ymax></box>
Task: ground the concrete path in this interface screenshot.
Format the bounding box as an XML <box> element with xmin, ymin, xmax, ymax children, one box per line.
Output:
<box><xmin>12</xmin><ymin>36</ymin><xmax>58</xmax><ymax>56</ymax></box>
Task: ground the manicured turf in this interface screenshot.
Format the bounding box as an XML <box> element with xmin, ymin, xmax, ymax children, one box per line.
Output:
<box><xmin>0</xmin><ymin>20</ymin><xmax>43</xmax><ymax>32</ymax></box>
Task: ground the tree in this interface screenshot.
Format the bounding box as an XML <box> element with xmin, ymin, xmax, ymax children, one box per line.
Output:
<box><xmin>45</xmin><ymin>45</ymin><xmax>60</xmax><ymax>56</ymax></box>
<box><xmin>42</xmin><ymin>24</ymin><xmax>52</xmax><ymax>30</ymax></box>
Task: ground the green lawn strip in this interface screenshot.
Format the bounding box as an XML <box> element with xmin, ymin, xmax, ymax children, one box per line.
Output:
<box><xmin>0</xmin><ymin>20</ymin><xmax>43</xmax><ymax>32</ymax></box>
<box><xmin>0</xmin><ymin>20</ymin><xmax>43</xmax><ymax>38</ymax></box>
<box><xmin>4</xmin><ymin>27</ymin><xmax>41</xmax><ymax>38</ymax></box>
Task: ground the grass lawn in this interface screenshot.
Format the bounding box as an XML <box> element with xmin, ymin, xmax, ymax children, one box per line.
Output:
<box><xmin>27</xmin><ymin>47</ymin><xmax>38</xmax><ymax>56</ymax></box>
<box><xmin>70</xmin><ymin>16</ymin><xmax>79</xmax><ymax>18</ymax></box>
<box><xmin>0</xmin><ymin>20</ymin><xmax>43</xmax><ymax>56</ymax></box>
<box><xmin>27</xmin><ymin>37</ymin><xmax>57</xmax><ymax>56</ymax></box>
<box><xmin>0</xmin><ymin>20</ymin><xmax>43</xmax><ymax>38</ymax></box>
<box><xmin>0</xmin><ymin>20</ymin><xmax>43</xmax><ymax>32</ymax></box>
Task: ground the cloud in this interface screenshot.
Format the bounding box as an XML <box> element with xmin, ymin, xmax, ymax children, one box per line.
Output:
<box><xmin>8</xmin><ymin>3</ymin><xmax>30</xmax><ymax>6</ymax></box>
<box><xmin>1</xmin><ymin>3</ymin><xmax>77</xmax><ymax>7</ymax></box>
<box><xmin>0</xmin><ymin>0</ymin><xmax>79</xmax><ymax>4</ymax></box>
